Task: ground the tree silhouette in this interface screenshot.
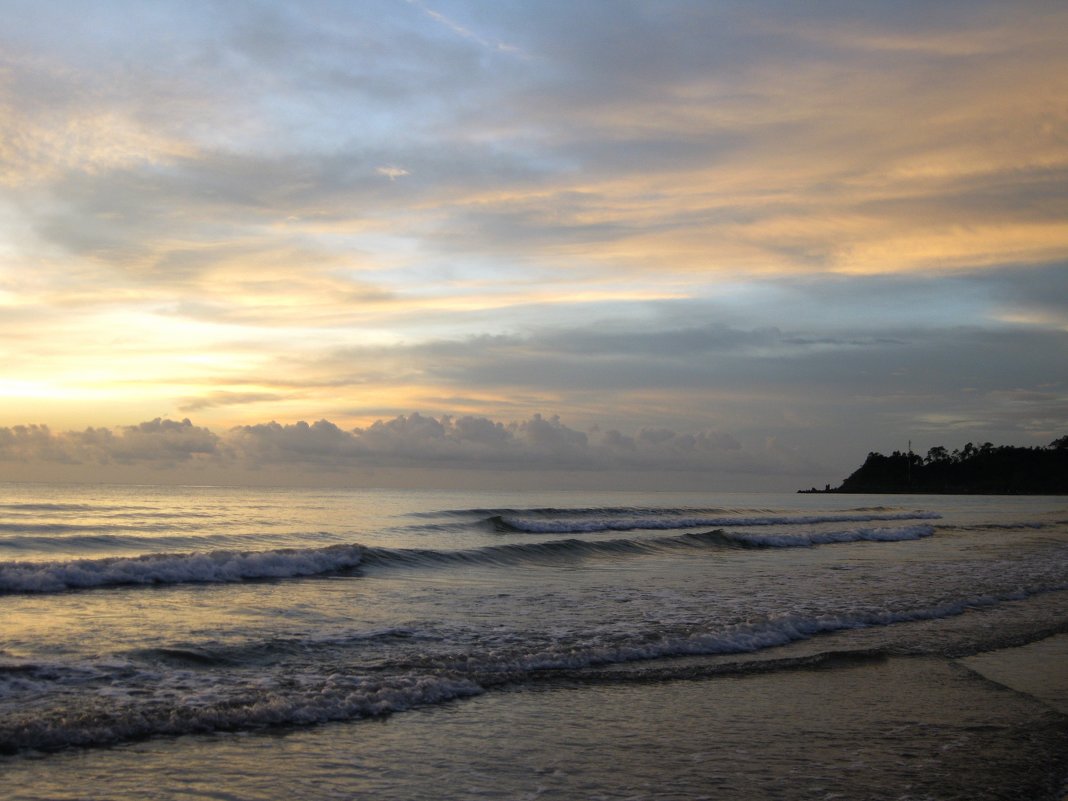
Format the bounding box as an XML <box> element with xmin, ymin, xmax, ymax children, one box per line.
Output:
<box><xmin>806</xmin><ymin>437</ymin><xmax>1068</xmax><ymax>494</ymax></box>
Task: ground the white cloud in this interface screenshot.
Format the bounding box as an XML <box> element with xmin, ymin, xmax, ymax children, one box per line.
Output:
<box><xmin>375</xmin><ymin>166</ymin><xmax>410</xmax><ymax>181</ymax></box>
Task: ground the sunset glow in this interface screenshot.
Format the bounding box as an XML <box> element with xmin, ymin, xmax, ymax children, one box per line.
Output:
<box><xmin>1</xmin><ymin>0</ymin><xmax>1066</xmax><ymax>487</ymax></box>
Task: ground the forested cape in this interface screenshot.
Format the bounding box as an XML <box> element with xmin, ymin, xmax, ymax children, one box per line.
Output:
<box><xmin>805</xmin><ymin>436</ymin><xmax>1068</xmax><ymax>494</ymax></box>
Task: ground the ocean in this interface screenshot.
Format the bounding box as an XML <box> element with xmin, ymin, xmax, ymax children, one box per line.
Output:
<box><xmin>1</xmin><ymin>482</ymin><xmax>1067</xmax><ymax>800</ymax></box>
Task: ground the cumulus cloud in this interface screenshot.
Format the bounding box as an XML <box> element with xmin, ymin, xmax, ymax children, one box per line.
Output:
<box><xmin>96</xmin><ymin>418</ymin><xmax>222</xmax><ymax>463</ymax></box>
<box><xmin>0</xmin><ymin>413</ymin><xmax>807</xmax><ymax>478</ymax></box>
<box><xmin>229</xmin><ymin>419</ymin><xmax>364</xmax><ymax>467</ymax></box>
<box><xmin>0</xmin><ymin>418</ymin><xmax>221</xmax><ymax>467</ymax></box>
<box><xmin>0</xmin><ymin>425</ymin><xmax>77</xmax><ymax>464</ymax></box>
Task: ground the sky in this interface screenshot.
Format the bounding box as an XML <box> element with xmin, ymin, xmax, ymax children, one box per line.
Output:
<box><xmin>1</xmin><ymin>0</ymin><xmax>1066</xmax><ymax>489</ymax></box>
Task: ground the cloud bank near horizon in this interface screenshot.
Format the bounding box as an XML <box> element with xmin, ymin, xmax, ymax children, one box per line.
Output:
<box><xmin>0</xmin><ymin>413</ymin><xmax>815</xmax><ymax>482</ymax></box>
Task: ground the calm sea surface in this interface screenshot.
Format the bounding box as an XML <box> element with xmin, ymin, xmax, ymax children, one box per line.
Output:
<box><xmin>1</xmin><ymin>483</ymin><xmax>1067</xmax><ymax>800</ymax></box>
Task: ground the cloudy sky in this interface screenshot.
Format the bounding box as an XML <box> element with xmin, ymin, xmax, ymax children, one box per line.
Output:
<box><xmin>1</xmin><ymin>0</ymin><xmax>1066</xmax><ymax>488</ymax></box>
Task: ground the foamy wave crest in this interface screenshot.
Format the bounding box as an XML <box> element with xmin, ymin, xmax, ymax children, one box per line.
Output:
<box><xmin>0</xmin><ymin>530</ymin><xmax>344</xmax><ymax>557</ymax></box>
<box><xmin>722</xmin><ymin>524</ymin><xmax>935</xmax><ymax>548</ymax></box>
<box><xmin>0</xmin><ymin>545</ymin><xmax>364</xmax><ymax>594</ymax></box>
<box><xmin>363</xmin><ymin>524</ymin><xmax>936</xmax><ymax>570</ymax></box>
<box><xmin>0</xmin><ymin>522</ymin><xmax>938</xmax><ymax>594</ymax></box>
<box><xmin>0</xmin><ymin>673</ymin><xmax>482</xmax><ymax>754</ymax></box>
<box><xmin>426</xmin><ymin>584</ymin><xmax>1060</xmax><ymax>678</ymax></box>
<box><xmin>6</xmin><ymin>578</ymin><xmax>1067</xmax><ymax>754</ymax></box>
<box><xmin>493</xmin><ymin>510</ymin><xmax>940</xmax><ymax>534</ymax></box>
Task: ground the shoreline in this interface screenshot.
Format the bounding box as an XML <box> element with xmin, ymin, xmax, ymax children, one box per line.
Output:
<box><xmin>958</xmin><ymin>633</ymin><xmax>1068</xmax><ymax>716</ymax></box>
<box><xmin>6</xmin><ymin>638</ymin><xmax>1068</xmax><ymax>800</ymax></box>
<box><xmin>798</xmin><ymin>488</ymin><xmax>1068</xmax><ymax>495</ymax></box>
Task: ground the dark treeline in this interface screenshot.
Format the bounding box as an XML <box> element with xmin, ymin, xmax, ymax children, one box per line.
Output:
<box><xmin>802</xmin><ymin>436</ymin><xmax>1068</xmax><ymax>494</ymax></box>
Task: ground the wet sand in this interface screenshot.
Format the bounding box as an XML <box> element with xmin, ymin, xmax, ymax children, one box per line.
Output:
<box><xmin>960</xmin><ymin>634</ymin><xmax>1068</xmax><ymax>715</ymax></box>
<box><xmin>6</xmin><ymin>646</ymin><xmax>1068</xmax><ymax>800</ymax></box>
<box><xmin>961</xmin><ymin>634</ymin><xmax>1068</xmax><ymax>801</ymax></box>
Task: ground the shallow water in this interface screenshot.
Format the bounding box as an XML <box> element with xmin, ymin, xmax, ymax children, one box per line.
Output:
<box><xmin>1</xmin><ymin>484</ymin><xmax>1067</xmax><ymax>799</ymax></box>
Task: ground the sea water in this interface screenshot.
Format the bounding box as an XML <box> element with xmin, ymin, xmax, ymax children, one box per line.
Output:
<box><xmin>1</xmin><ymin>483</ymin><xmax>1067</xmax><ymax>800</ymax></box>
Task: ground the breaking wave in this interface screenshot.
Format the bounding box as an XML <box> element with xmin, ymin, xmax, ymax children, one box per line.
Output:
<box><xmin>0</xmin><ymin>545</ymin><xmax>365</xmax><ymax>594</ymax></box>
<box><xmin>0</xmin><ymin>524</ymin><xmax>936</xmax><ymax>594</ymax></box>
<box><xmin>3</xmin><ymin>580</ymin><xmax>1065</xmax><ymax>755</ymax></box>
<box><xmin>489</xmin><ymin>510</ymin><xmax>940</xmax><ymax>534</ymax></box>
<box><xmin>0</xmin><ymin>672</ymin><xmax>484</xmax><ymax>754</ymax></box>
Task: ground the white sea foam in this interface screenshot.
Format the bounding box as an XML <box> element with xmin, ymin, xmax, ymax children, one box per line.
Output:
<box><xmin>454</xmin><ymin>582</ymin><xmax>1067</xmax><ymax>676</ymax></box>
<box><xmin>0</xmin><ymin>523</ymin><xmax>941</xmax><ymax>594</ymax></box>
<box><xmin>722</xmin><ymin>524</ymin><xmax>936</xmax><ymax>547</ymax></box>
<box><xmin>1</xmin><ymin>672</ymin><xmax>484</xmax><ymax>753</ymax></box>
<box><xmin>0</xmin><ymin>545</ymin><xmax>364</xmax><ymax>593</ymax></box>
<box><xmin>7</xmin><ymin>578</ymin><xmax>1066</xmax><ymax>754</ymax></box>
